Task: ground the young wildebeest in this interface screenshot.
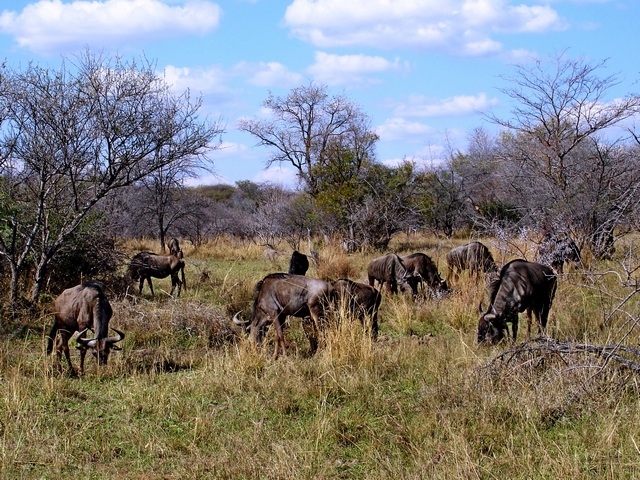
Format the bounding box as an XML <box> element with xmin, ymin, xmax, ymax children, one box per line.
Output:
<box><xmin>234</xmin><ymin>273</ymin><xmax>334</xmax><ymax>358</ymax></box>
<box><xmin>367</xmin><ymin>253</ymin><xmax>412</xmax><ymax>295</ymax></box>
<box><xmin>401</xmin><ymin>252</ymin><xmax>449</xmax><ymax>297</ymax></box>
<box><xmin>168</xmin><ymin>237</ymin><xmax>183</xmax><ymax>259</ymax></box>
<box><xmin>478</xmin><ymin>259</ymin><xmax>557</xmax><ymax>345</ymax></box>
<box><xmin>332</xmin><ymin>279</ymin><xmax>382</xmax><ymax>339</ymax></box>
<box><xmin>128</xmin><ymin>251</ymin><xmax>186</xmax><ymax>297</ymax></box>
<box><xmin>47</xmin><ymin>281</ymin><xmax>124</xmax><ymax>375</ymax></box>
<box><xmin>537</xmin><ymin>232</ymin><xmax>581</xmax><ymax>273</ymax></box>
<box><xmin>288</xmin><ymin>250</ymin><xmax>310</xmax><ymax>275</ymax></box>
<box><xmin>446</xmin><ymin>241</ymin><xmax>498</xmax><ymax>285</ymax></box>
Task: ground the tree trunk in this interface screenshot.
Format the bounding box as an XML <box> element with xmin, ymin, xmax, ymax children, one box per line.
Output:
<box><xmin>158</xmin><ymin>216</ymin><xmax>166</xmax><ymax>253</ymax></box>
<box><xmin>30</xmin><ymin>252</ymin><xmax>52</xmax><ymax>303</ymax></box>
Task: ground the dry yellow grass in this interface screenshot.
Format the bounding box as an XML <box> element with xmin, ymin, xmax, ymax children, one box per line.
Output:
<box><xmin>0</xmin><ymin>233</ymin><xmax>638</xmax><ymax>478</ymax></box>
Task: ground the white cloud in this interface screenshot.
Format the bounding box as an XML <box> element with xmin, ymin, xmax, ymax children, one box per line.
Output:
<box><xmin>237</xmin><ymin>61</ymin><xmax>304</xmax><ymax>88</ymax></box>
<box><xmin>284</xmin><ymin>0</ymin><xmax>567</xmax><ymax>56</ymax></box>
<box><xmin>375</xmin><ymin>118</ymin><xmax>434</xmax><ymax>142</ymax></box>
<box><xmin>307</xmin><ymin>51</ymin><xmax>406</xmax><ymax>86</ymax></box>
<box><xmin>394</xmin><ymin>93</ymin><xmax>498</xmax><ymax>117</ymax></box>
<box><xmin>253</xmin><ymin>165</ymin><xmax>300</xmax><ymax>187</ymax></box>
<box><xmin>163</xmin><ymin>64</ymin><xmax>230</xmax><ymax>95</ymax></box>
<box><xmin>0</xmin><ymin>0</ymin><xmax>222</xmax><ymax>54</ymax></box>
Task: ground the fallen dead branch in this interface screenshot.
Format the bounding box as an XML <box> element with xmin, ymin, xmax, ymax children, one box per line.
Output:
<box><xmin>481</xmin><ymin>336</ymin><xmax>640</xmax><ymax>374</ymax></box>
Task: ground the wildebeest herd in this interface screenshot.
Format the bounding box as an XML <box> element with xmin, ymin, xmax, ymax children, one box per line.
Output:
<box><xmin>47</xmin><ymin>233</ymin><xmax>583</xmax><ymax>372</ymax></box>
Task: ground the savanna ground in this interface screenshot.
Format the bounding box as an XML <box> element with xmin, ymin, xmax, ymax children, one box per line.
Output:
<box><xmin>1</xmin><ymin>233</ymin><xmax>640</xmax><ymax>479</ymax></box>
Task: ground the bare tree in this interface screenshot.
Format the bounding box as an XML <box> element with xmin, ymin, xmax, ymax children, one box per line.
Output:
<box><xmin>238</xmin><ymin>82</ymin><xmax>378</xmax><ymax>196</ymax></box>
<box><xmin>0</xmin><ymin>51</ymin><xmax>224</xmax><ymax>306</ymax></box>
<box><xmin>485</xmin><ymin>52</ymin><xmax>640</xmax><ymax>257</ymax></box>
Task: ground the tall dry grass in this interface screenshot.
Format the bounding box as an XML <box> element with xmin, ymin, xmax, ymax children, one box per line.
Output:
<box><xmin>0</xmin><ymin>233</ymin><xmax>638</xmax><ymax>478</ymax></box>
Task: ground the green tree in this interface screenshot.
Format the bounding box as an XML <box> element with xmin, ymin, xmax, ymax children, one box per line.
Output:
<box><xmin>238</xmin><ymin>82</ymin><xmax>378</xmax><ymax>196</ymax></box>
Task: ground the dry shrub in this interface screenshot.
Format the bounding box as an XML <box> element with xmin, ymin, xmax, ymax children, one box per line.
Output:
<box><xmin>114</xmin><ymin>298</ymin><xmax>239</xmax><ymax>350</ymax></box>
<box><xmin>315</xmin><ymin>250</ymin><xmax>357</xmax><ymax>281</ymax></box>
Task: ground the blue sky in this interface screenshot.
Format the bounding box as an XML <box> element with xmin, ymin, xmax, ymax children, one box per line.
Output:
<box><xmin>1</xmin><ymin>0</ymin><xmax>638</xmax><ymax>187</ymax></box>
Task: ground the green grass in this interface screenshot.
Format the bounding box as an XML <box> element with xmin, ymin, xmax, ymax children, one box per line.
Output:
<box><xmin>1</xmin><ymin>235</ymin><xmax>639</xmax><ymax>478</ymax></box>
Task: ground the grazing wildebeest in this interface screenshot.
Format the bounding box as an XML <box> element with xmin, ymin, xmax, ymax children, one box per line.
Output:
<box><xmin>234</xmin><ymin>273</ymin><xmax>334</xmax><ymax>358</ymax></box>
<box><xmin>332</xmin><ymin>279</ymin><xmax>382</xmax><ymax>338</ymax></box>
<box><xmin>446</xmin><ymin>241</ymin><xmax>498</xmax><ymax>285</ymax></box>
<box><xmin>128</xmin><ymin>251</ymin><xmax>186</xmax><ymax>297</ymax></box>
<box><xmin>367</xmin><ymin>253</ymin><xmax>412</xmax><ymax>295</ymax></box>
<box><xmin>537</xmin><ymin>232</ymin><xmax>581</xmax><ymax>273</ymax></box>
<box><xmin>47</xmin><ymin>281</ymin><xmax>124</xmax><ymax>375</ymax></box>
<box><xmin>168</xmin><ymin>237</ymin><xmax>183</xmax><ymax>259</ymax></box>
<box><xmin>477</xmin><ymin>259</ymin><xmax>557</xmax><ymax>345</ymax></box>
<box><xmin>288</xmin><ymin>250</ymin><xmax>310</xmax><ymax>275</ymax></box>
<box><xmin>401</xmin><ymin>252</ymin><xmax>448</xmax><ymax>297</ymax></box>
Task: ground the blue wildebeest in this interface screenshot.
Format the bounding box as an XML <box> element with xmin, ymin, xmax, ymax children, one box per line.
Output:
<box><xmin>401</xmin><ymin>252</ymin><xmax>449</xmax><ymax>297</ymax></box>
<box><xmin>128</xmin><ymin>251</ymin><xmax>186</xmax><ymax>297</ymax></box>
<box><xmin>537</xmin><ymin>232</ymin><xmax>581</xmax><ymax>273</ymax></box>
<box><xmin>288</xmin><ymin>250</ymin><xmax>310</xmax><ymax>275</ymax></box>
<box><xmin>47</xmin><ymin>281</ymin><xmax>124</xmax><ymax>375</ymax></box>
<box><xmin>234</xmin><ymin>273</ymin><xmax>334</xmax><ymax>358</ymax></box>
<box><xmin>332</xmin><ymin>278</ymin><xmax>382</xmax><ymax>339</ymax></box>
<box><xmin>367</xmin><ymin>253</ymin><xmax>413</xmax><ymax>295</ymax></box>
<box><xmin>477</xmin><ymin>259</ymin><xmax>557</xmax><ymax>345</ymax></box>
<box><xmin>446</xmin><ymin>241</ymin><xmax>498</xmax><ymax>285</ymax></box>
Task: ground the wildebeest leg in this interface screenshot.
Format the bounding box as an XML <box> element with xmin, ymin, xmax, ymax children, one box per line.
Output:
<box><xmin>138</xmin><ymin>277</ymin><xmax>145</xmax><ymax>295</ymax></box>
<box><xmin>77</xmin><ymin>329</ymin><xmax>89</xmax><ymax>375</ymax></box>
<box><xmin>147</xmin><ymin>276</ymin><xmax>155</xmax><ymax>297</ymax></box>
<box><xmin>57</xmin><ymin>330</ymin><xmax>77</xmax><ymax>376</ymax></box>
<box><xmin>272</xmin><ymin>314</ymin><xmax>287</xmax><ymax>359</ymax></box>
<box><xmin>535</xmin><ymin>307</ymin><xmax>548</xmax><ymax>336</ymax></box>
<box><xmin>510</xmin><ymin>315</ymin><xmax>519</xmax><ymax>343</ymax></box>
<box><xmin>369</xmin><ymin>312</ymin><xmax>379</xmax><ymax>339</ymax></box>
<box><xmin>170</xmin><ymin>273</ymin><xmax>181</xmax><ymax>297</ymax></box>
<box><xmin>525</xmin><ymin>308</ymin><xmax>534</xmax><ymax>340</ymax></box>
<box><xmin>302</xmin><ymin>317</ymin><xmax>319</xmax><ymax>355</ymax></box>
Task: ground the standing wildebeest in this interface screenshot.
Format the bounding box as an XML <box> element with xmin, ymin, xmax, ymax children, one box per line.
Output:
<box><xmin>537</xmin><ymin>232</ymin><xmax>581</xmax><ymax>273</ymax></box>
<box><xmin>288</xmin><ymin>250</ymin><xmax>310</xmax><ymax>275</ymax></box>
<box><xmin>234</xmin><ymin>273</ymin><xmax>334</xmax><ymax>358</ymax></box>
<box><xmin>332</xmin><ymin>279</ymin><xmax>382</xmax><ymax>338</ymax></box>
<box><xmin>478</xmin><ymin>259</ymin><xmax>557</xmax><ymax>345</ymax></box>
<box><xmin>128</xmin><ymin>251</ymin><xmax>186</xmax><ymax>297</ymax></box>
<box><xmin>401</xmin><ymin>252</ymin><xmax>448</xmax><ymax>297</ymax></box>
<box><xmin>446</xmin><ymin>241</ymin><xmax>498</xmax><ymax>285</ymax></box>
<box><xmin>47</xmin><ymin>281</ymin><xmax>124</xmax><ymax>375</ymax></box>
<box><xmin>367</xmin><ymin>253</ymin><xmax>412</xmax><ymax>295</ymax></box>
<box><xmin>168</xmin><ymin>237</ymin><xmax>183</xmax><ymax>259</ymax></box>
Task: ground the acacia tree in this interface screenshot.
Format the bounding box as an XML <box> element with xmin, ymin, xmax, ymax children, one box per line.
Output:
<box><xmin>486</xmin><ymin>52</ymin><xmax>640</xmax><ymax>257</ymax></box>
<box><xmin>0</xmin><ymin>51</ymin><xmax>223</xmax><ymax>306</ymax></box>
<box><xmin>238</xmin><ymin>82</ymin><xmax>378</xmax><ymax>196</ymax></box>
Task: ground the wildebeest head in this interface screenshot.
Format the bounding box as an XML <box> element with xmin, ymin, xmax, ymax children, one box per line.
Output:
<box><xmin>76</xmin><ymin>328</ymin><xmax>125</xmax><ymax>365</ymax></box>
<box><xmin>477</xmin><ymin>305</ymin><xmax>506</xmax><ymax>345</ymax></box>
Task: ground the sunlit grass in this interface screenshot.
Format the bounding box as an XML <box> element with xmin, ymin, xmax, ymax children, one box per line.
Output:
<box><xmin>0</xmin><ymin>233</ymin><xmax>638</xmax><ymax>478</ymax></box>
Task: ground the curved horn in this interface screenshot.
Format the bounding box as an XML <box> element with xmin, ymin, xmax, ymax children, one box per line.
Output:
<box><xmin>232</xmin><ymin>311</ymin><xmax>247</xmax><ymax>325</ymax></box>
<box><xmin>478</xmin><ymin>303</ymin><xmax>484</xmax><ymax>314</ymax></box>
<box><xmin>106</xmin><ymin>328</ymin><xmax>125</xmax><ymax>344</ymax></box>
<box><xmin>77</xmin><ymin>336</ymin><xmax>98</xmax><ymax>348</ymax></box>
